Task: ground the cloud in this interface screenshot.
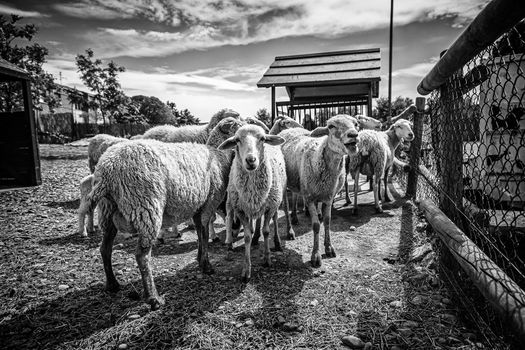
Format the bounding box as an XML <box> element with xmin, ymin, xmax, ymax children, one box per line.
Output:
<box><xmin>52</xmin><ymin>0</ymin><xmax>180</xmax><ymax>26</ymax></box>
<box><xmin>75</xmin><ymin>0</ymin><xmax>489</xmax><ymax>58</ymax></box>
<box><xmin>0</xmin><ymin>4</ymin><xmax>48</xmax><ymax>17</ymax></box>
<box><xmin>392</xmin><ymin>58</ymin><xmax>440</xmax><ymax>78</ymax></box>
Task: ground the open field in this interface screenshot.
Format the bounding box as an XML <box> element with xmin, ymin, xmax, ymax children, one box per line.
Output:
<box><xmin>0</xmin><ymin>143</ymin><xmax>500</xmax><ymax>349</ymax></box>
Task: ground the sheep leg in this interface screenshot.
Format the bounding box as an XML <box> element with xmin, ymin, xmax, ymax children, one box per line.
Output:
<box><xmin>78</xmin><ymin>208</ymin><xmax>88</xmax><ymax>237</ymax></box>
<box><xmin>100</xmin><ymin>213</ymin><xmax>119</xmax><ymax>293</ymax></box>
<box><xmin>308</xmin><ymin>201</ymin><xmax>322</xmax><ymax>267</ymax></box>
<box><xmin>194</xmin><ymin>212</ymin><xmax>214</xmax><ymax>275</ymax></box>
<box><xmin>273</xmin><ymin>211</ymin><xmax>283</xmax><ymax>251</ymax></box>
<box><xmin>291</xmin><ymin>193</ymin><xmax>299</xmax><ymax>225</ymax></box>
<box><xmin>383</xmin><ymin>166</ymin><xmax>392</xmax><ymax>202</ymax></box>
<box><xmin>224</xmin><ymin>209</ymin><xmax>236</xmax><ymax>261</ymax></box>
<box><xmin>282</xmin><ymin>191</ymin><xmax>295</xmax><ymax>240</ymax></box>
<box><xmin>352</xmin><ymin>168</ymin><xmax>360</xmax><ymax>215</ymax></box>
<box><xmin>241</xmin><ymin>217</ymin><xmax>253</xmax><ymax>282</ymax></box>
<box><xmin>303</xmin><ymin>196</ymin><xmax>310</xmax><ymax>217</ymax></box>
<box><xmin>136</xmin><ymin>245</ymin><xmax>164</xmax><ymax>310</ymax></box>
<box><xmin>252</xmin><ymin>218</ymin><xmax>261</xmax><ymax>248</ymax></box>
<box><xmin>262</xmin><ymin>213</ymin><xmax>273</xmax><ymax>267</ymax></box>
<box><xmin>209</xmin><ymin>212</ymin><xmax>220</xmax><ymax>243</ymax></box>
<box><xmin>374</xmin><ymin>175</ymin><xmax>383</xmax><ymax>213</ymax></box>
<box><xmin>344</xmin><ymin>175</ymin><xmax>351</xmax><ymax>205</ymax></box>
<box><xmin>86</xmin><ymin>208</ymin><xmax>95</xmax><ymax>233</ymax></box>
<box><xmin>323</xmin><ymin>202</ymin><xmax>336</xmax><ymax>258</ymax></box>
<box><xmin>232</xmin><ymin>215</ymin><xmax>241</xmax><ymax>238</ymax></box>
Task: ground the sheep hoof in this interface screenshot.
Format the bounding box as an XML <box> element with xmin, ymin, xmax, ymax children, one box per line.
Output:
<box><xmin>375</xmin><ymin>207</ymin><xmax>384</xmax><ymax>214</ymax></box>
<box><xmin>325</xmin><ymin>245</ymin><xmax>336</xmax><ymax>258</ymax></box>
<box><xmin>241</xmin><ymin>269</ymin><xmax>251</xmax><ymax>283</ymax></box>
<box><xmin>310</xmin><ymin>252</ymin><xmax>322</xmax><ymax>268</ymax></box>
<box><xmin>202</xmin><ymin>262</ymin><xmax>215</xmax><ymax>275</ymax></box>
<box><xmin>273</xmin><ymin>242</ymin><xmax>283</xmax><ymax>252</ymax></box>
<box><xmin>105</xmin><ymin>281</ymin><xmax>120</xmax><ymax>293</ymax></box>
<box><xmin>148</xmin><ymin>295</ymin><xmax>165</xmax><ymax>311</ymax></box>
<box><xmin>262</xmin><ymin>258</ymin><xmax>272</xmax><ymax>268</ymax></box>
<box><xmin>157</xmin><ymin>237</ymin><xmax>165</xmax><ymax>245</ymax></box>
<box><xmin>212</xmin><ymin>237</ymin><xmax>221</xmax><ymax>244</ymax></box>
<box><xmin>287</xmin><ymin>231</ymin><xmax>296</xmax><ymax>240</ymax></box>
<box><xmin>291</xmin><ymin>215</ymin><xmax>299</xmax><ymax>225</ymax></box>
<box><xmin>344</xmin><ymin>199</ymin><xmax>352</xmax><ymax>206</ymax></box>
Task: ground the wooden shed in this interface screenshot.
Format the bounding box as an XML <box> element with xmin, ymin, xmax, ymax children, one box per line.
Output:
<box><xmin>0</xmin><ymin>58</ymin><xmax>41</xmax><ymax>188</ymax></box>
<box><xmin>257</xmin><ymin>48</ymin><xmax>381</xmax><ymax>129</ymax></box>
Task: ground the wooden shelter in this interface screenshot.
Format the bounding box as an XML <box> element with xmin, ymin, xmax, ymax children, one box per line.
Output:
<box><xmin>0</xmin><ymin>58</ymin><xmax>41</xmax><ymax>188</ymax></box>
<box><xmin>257</xmin><ymin>48</ymin><xmax>381</xmax><ymax>129</ymax></box>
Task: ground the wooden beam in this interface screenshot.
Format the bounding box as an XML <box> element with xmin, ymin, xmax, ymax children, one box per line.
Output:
<box><xmin>406</xmin><ymin>97</ymin><xmax>426</xmax><ymax>197</ymax></box>
<box><xmin>271</xmin><ymin>86</ymin><xmax>275</xmax><ymax>126</ymax></box>
<box><xmin>21</xmin><ymin>79</ymin><xmax>41</xmax><ymax>186</ymax></box>
<box><xmin>417</xmin><ymin>0</ymin><xmax>525</xmax><ymax>95</ymax></box>
<box><xmin>418</xmin><ymin>199</ymin><xmax>525</xmax><ymax>340</ymax></box>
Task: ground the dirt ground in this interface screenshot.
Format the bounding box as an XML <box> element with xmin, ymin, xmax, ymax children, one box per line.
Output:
<box><xmin>0</xmin><ymin>143</ymin><xmax>502</xmax><ymax>349</ymax></box>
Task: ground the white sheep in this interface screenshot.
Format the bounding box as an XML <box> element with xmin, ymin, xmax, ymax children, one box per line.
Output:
<box><xmin>80</xmin><ymin>139</ymin><xmax>234</xmax><ymax>310</ymax></box>
<box><xmin>140</xmin><ymin>108</ymin><xmax>240</xmax><ymax>144</ymax></box>
<box><xmin>269</xmin><ymin>116</ymin><xmax>303</xmax><ymax>135</ymax></box>
<box><xmin>343</xmin><ymin>115</ymin><xmax>383</xmax><ymax>203</ymax></box>
<box><xmin>218</xmin><ymin>125</ymin><xmax>286</xmax><ymax>282</ymax></box>
<box><xmin>350</xmin><ymin>119</ymin><xmax>414</xmax><ymax>214</ymax></box>
<box><xmin>279</xmin><ymin>115</ymin><xmax>360</xmax><ymax>267</ymax></box>
<box><xmin>87</xmin><ymin>134</ymin><xmax>127</xmax><ymax>173</ymax></box>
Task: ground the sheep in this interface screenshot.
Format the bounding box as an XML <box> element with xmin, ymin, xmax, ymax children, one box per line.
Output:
<box><xmin>88</xmin><ymin>134</ymin><xmax>127</xmax><ymax>173</ymax></box>
<box><xmin>218</xmin><ymin>125</ymin><xmax>287</xmax><ymax>282</ymax></box>
<box><xmin>279</xmin><ymin>115</ymin><xmax>360</xmax><ymax>267</ymax></box>
<box><xmin>78</xmin><ymin>174</ymin><xmax>95</xmax><ymax>236</ymax></box>
<box><xmin>80</xmin><ymin>139</ymin><xmax>234</xmax><ymax>310</ymax></box>
<box><xmin>140</xmin><ymin>108</ymin><xmax>240</xmax><ymax>144</ymax></box>
<box><xmin>343</xmin><ymin>115</ymin><xmax>383</xmax><ymax>204</ymax></box>
<box><xmin>269</xmin><ymin>116</ymin><xmax>303</xmax><ymax>135</ymax></box>
<box><xmin>350</xmin><ymin>119</ymin><xmax>414</xmax><ymax>214</ymax></box>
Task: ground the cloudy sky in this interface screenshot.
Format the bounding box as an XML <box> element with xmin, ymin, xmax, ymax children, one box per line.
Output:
<box><xmin>2</xmin><ymin>0</ymin><xmax>489</xmax><ymax>121</ymax></box>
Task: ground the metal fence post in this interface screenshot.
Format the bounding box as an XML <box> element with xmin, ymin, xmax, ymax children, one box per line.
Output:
<box><xmin>406</xmin><ymin>97</ymin><xmax>426</xmax><ymax>198</ymax></box>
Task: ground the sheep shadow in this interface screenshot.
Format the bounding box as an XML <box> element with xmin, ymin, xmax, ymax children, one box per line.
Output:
<box><xmin>45</xmin><ymin>199</ymin><xmax>80</xmax><ymax>210</ymax></box>
<box><xmin>0</xmin><ymin>261</ymin><xmax>246</xmax><ymax>350</ymax></box>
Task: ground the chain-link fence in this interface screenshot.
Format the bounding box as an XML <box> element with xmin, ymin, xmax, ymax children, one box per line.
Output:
<box><xmin>401</xmin><ymin>7</ymin><xmax>525</xmax><ymax>345</ymax></box>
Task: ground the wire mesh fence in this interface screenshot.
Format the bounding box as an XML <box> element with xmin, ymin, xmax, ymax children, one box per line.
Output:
<box><xmin>401</xmin><ymin>18</ymin><xmax>525</xmax><ymax>345</ymax></box>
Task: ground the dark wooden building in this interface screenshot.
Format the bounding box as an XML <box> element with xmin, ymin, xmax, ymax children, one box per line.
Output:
<box><xmin>0</xmin><ymin>58</ymin><xmax>41</xmax><ymax>188</ymax></box>
<box><xmin>257</xmin><ymin>48</ymin><xmax>381</xmax><ymax>129</ymax></box>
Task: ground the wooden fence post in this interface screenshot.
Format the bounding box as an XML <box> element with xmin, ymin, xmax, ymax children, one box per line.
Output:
<box><xmin>406</xmin><ymin>97</ymin><xmax>426</xmax><ymax>198</ymax></box>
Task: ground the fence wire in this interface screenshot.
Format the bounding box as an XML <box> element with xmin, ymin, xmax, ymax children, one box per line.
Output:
<box><xmin>400</xmin><ymin>20</ymin><xmax>525</xmax><ymax>345</ymax></box>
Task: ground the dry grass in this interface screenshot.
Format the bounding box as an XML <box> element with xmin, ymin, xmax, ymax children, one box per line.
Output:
<box><xmin>0</xmin><ymin>143</ymin><xmax>512</xmax><ymax>349</ymax></box>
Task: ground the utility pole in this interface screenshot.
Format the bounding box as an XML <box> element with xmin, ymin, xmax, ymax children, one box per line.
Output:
<box><xmin>388</xmin><ymin>0</ymin><xmax>394</xmax><ymax>122</ymax></box>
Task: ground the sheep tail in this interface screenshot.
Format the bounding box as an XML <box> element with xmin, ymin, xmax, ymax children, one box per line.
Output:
<box><xmin>83</xmin><ymin>177</ymin><xmax>108</xmax><ymax>213</ymax></box>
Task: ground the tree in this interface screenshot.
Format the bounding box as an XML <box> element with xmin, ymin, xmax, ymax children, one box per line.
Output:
<box><xmin>0</xmin><ymin>14</ymin><xmax>59</xmax><ymax>112</ymax></box>
<box><xmin>166</xmin><ymin>101</ymin><xmax>199</xmax><ymax>125</ymax></box>
<box><xmin>373</xmin><ymin>96</ymin><xmax>414</xmax><ymax>122</ymax></box>
<box><xmin>132</xmin><ymin>95</ymin><xmax>175</xmax><ymax>125</ymax></box>
<box><xmin>177</xmin><ymin>108</ymin><xmax>200</xmax><ymax>126</ymax></box>
<box><xmin>73</xmin><ymin>49</ymin><xmax>134</xmax><ymax>124</ymax></box>
<box><xmin>254</xmin><ymin>108</ymin><xmax>271</xmax><ymax>128</ymax></box>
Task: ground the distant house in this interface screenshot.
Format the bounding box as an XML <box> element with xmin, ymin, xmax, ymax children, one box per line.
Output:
<box><xmin>38</xmin><ymin>84</ymin><xmax>100</xmax><ymax>124</ymax></box>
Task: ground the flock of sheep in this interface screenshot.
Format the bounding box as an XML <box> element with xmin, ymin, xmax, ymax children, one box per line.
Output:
<box><xmin>76</xmin><ymin>108</ymin><xmax>415</xmax><ymax>310</ymax></box>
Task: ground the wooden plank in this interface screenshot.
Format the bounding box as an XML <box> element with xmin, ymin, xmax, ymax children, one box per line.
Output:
<box><xmin>266</xmin><ymin>60</ymin><xmax>380</xmax><ymax>76</ymax></box>
<box><xmin>418</xmin><ymin>199</ymin><xmax>525</xmax><ymax>340</ymax></box>
<box><xmin>271</xmin><ymin>51</ymin><xmax>380</xmax><ymax>68</ymax></box>
<box><xmin>257</xmin><ymin>70</ymin><xmax>380</xmax><ymax>87</ymax></box>
<box><xmin>293</xmin><ymin>84</ymin><xmax>369</xmax><ymax>98</ymax></box>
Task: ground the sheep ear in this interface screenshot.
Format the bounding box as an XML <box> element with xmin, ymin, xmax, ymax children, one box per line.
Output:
<box><xmin>310</xmin><ymin>126</ymin><xmax>329</xmax><ymax>137</ymax></box>
<box><xmin>250</xmin><ymin>118</ymin><xmax>270</xmax><ymax>133</ymax></box>
<box><xmin>219</xmin><ymin>121</ymin><xmax>234</xmax><ymax>133</ymax></box>
<box><xmin>264</xmin><ymin>135</ymin><xmax>285</xmax><ymax>146</ymax></box>
<box><xmin>218</xmin><ymin>136</ymin><xmax>237</xmax><ymax>150</ymax></box>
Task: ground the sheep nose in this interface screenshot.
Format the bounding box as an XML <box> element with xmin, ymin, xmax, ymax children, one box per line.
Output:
<box><xmin>246</xmin><ymin>155</ymin><xmax>256</xmax><ymax>164</ymax></box>
<box><xmin>408</xmin><ymin>133</ymin><xmax>414</xmax><ymax>138</ymax></box>
<box><xmin>347</xmin><ymin>130</ymin><xmax>358</xmax><ymax>138</ymax></box>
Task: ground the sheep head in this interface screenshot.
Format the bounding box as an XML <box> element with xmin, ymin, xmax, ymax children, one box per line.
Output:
<box><xmin>209</xmin><ymin>108</ymin><xmax>241</xmax><ymax>129</ymax></box>
<box><xmin>206</xmin><ymin>117</ymin><xmax>245</xmax><ymax>148</ymax></box>
<box><xmin>310</xmin><ymin>114</ymin><xmax>359</xmax><ymax>154</ymax></box>
<box><xmin>219</xmin><ymin>125</ymin><xmax>284</xmax><ymax>172</ymax></box>
<box><xmin>356</xmin><ymin>115</ymin><xmax>382</xmax><ymax>130</ymax></box>
<box><xmin>269</xmin><ymin>116</ymin><xmax>303</xmax><ymax>135</ymax></box>
<box><xmin>391</xmin><ymin>119</ymin><xmax>414</xmax><ymax>141</ymax></box>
